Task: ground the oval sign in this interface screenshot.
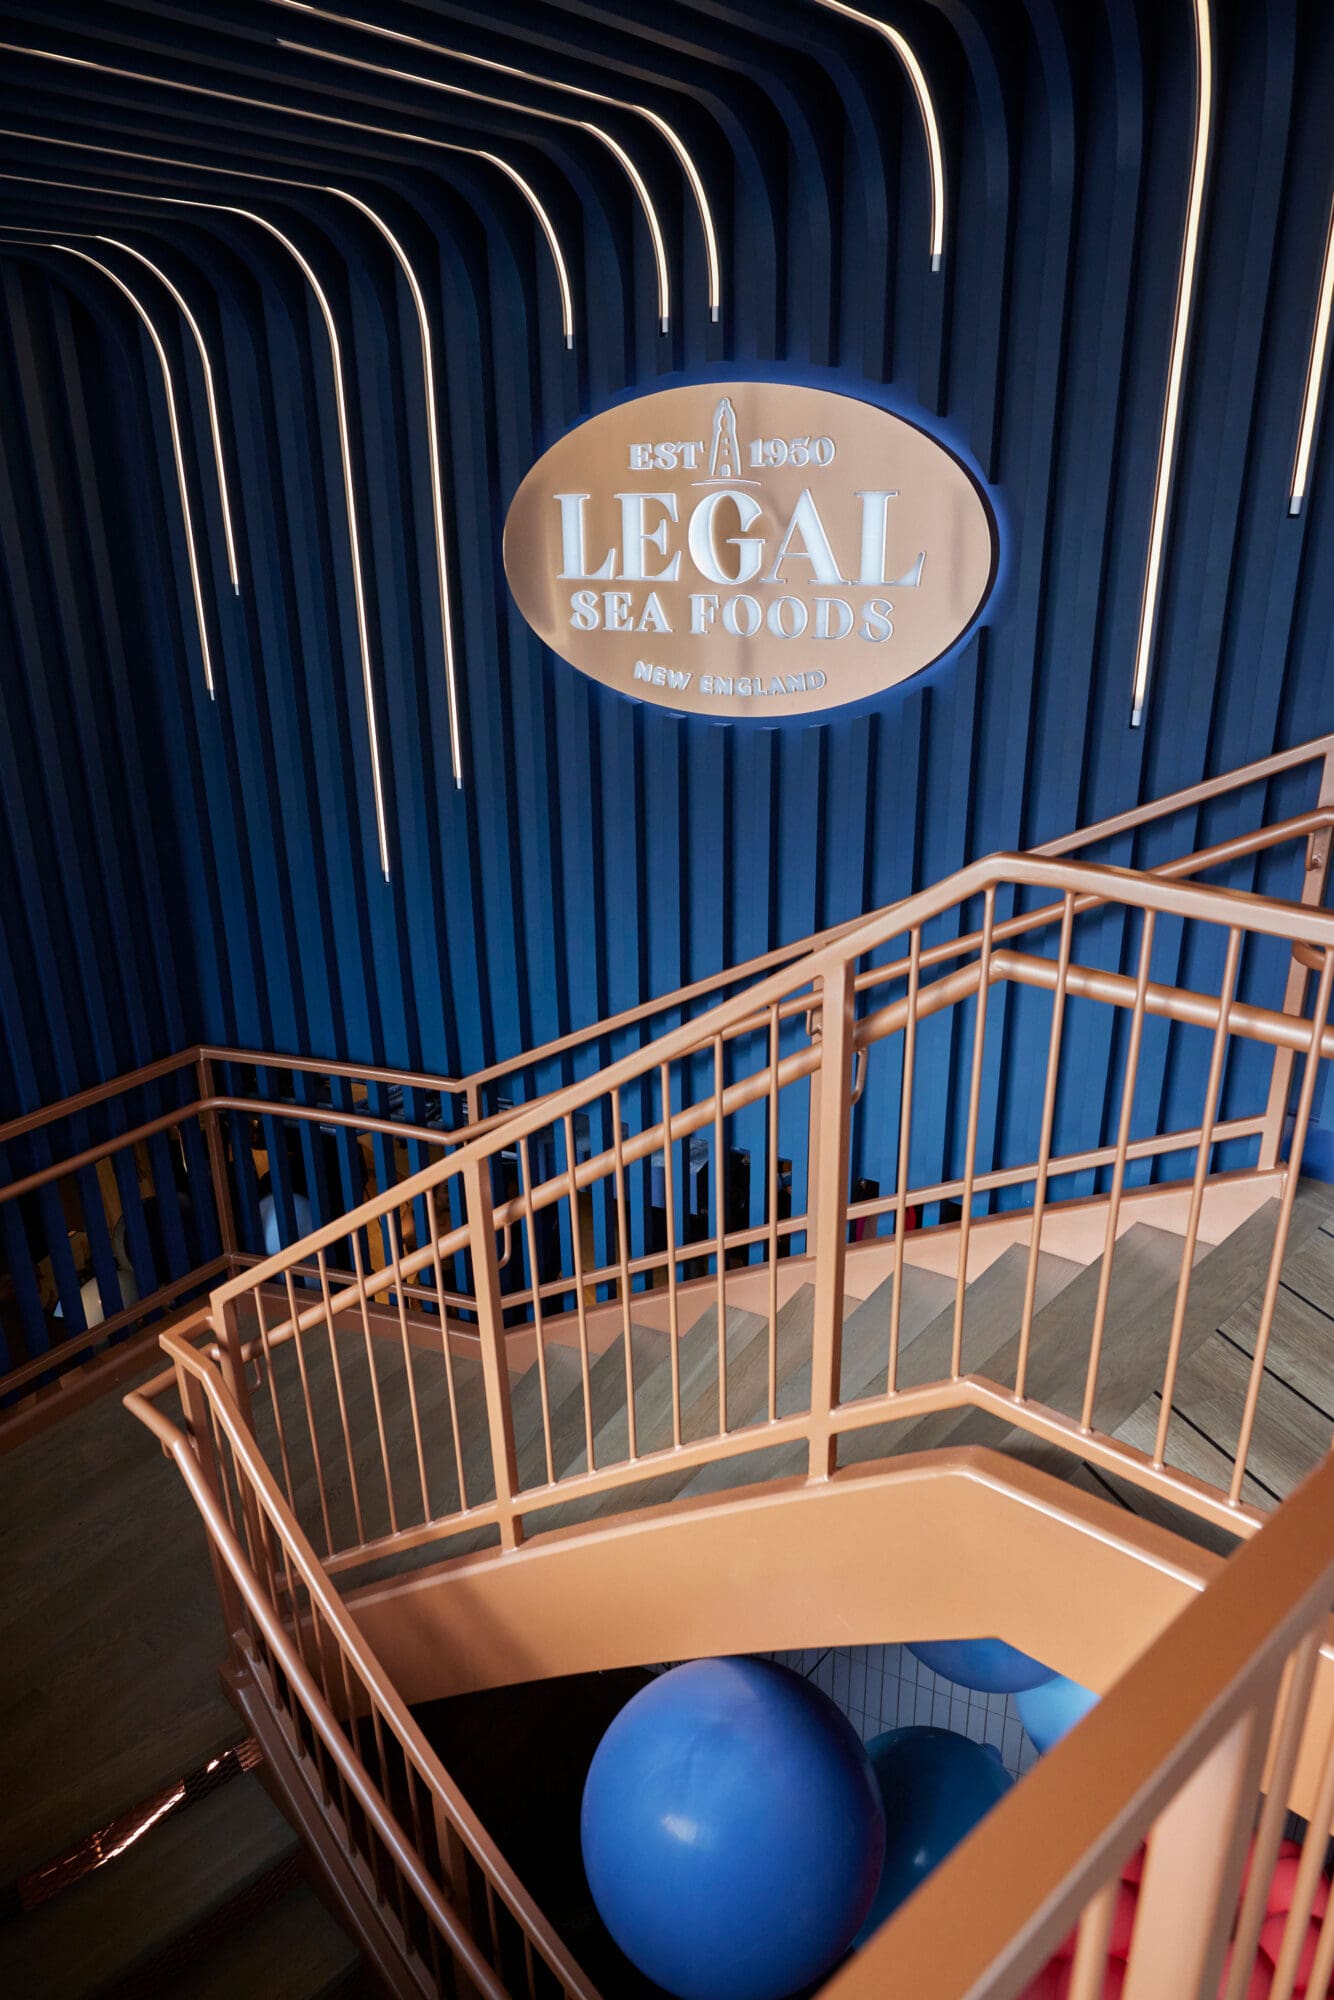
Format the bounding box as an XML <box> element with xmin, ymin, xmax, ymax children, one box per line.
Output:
<box><xmin>503</xmin><ymin>380</ymin><xmax>996</xmax><ymax>717</ymax></box>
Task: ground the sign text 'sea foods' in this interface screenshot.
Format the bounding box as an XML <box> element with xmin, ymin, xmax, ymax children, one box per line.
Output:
<box><xmin>503</xmin><ymin>382</ymin><xmax>997</xmax><ymax>717</ymax></box>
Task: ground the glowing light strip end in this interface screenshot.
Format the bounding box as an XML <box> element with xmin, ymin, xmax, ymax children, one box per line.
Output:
<box><xmin>808</xmin><ymin>0</ymin><xmax>945</xmax><ymax>270</ymax></box>
<box><xmin>1129</xmin><ymin>0</ymin><xmax>1214</xmax><ymax>729</ymax></box>
<box><xmin>97</xmin><ymin>235</ymin><xmax>241</xmax><ymax>591</ymax></box>
<box><xmin>1289</xmin><ymin>194</ymin><xmax>1334</xmax><ymax>518</ymax></box>
<box><xmin>52</xmin><ymin>244</ymin><xmax>217</xmax><ymax>699</ymax></box>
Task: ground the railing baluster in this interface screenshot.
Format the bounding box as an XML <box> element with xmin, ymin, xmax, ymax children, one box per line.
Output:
<box><xmin>424</xmin><ymin>1190</ymin><xmax>470</xmax><ymax>1514</ymax></box>
<box><xmin>517</xmin><ymin>1135</ymin><xmax>556</xmax><ymax>1486</ymax></box>
<box><xmin>1230</xmin><ymin>947</ymin><xmax>1334</xmax><ymax>1503</ymax></box>
<box><xmin>1016</xmin><ymin>891</ymin><xmax>1076</xmax><ymax>1401</ymax></box>
<box><xmin>385</xmin><ymin>1213</ymin><xmax>432</xmax><ymax>1525</ymax></box>
<box><xmin>808</xmin><ymin>959</ymin><xmax>857</xmax><ymax>1478</ymax></box>
<box><xmin>1081</xmin><ymin>909</ymin><xmax>1156</xmax><ymax>1431</ymax></box>
<box><xmin>766</xmin><ymin>1012</ymin><xmax>780</xmax><ymax>1422</ymax></box>
<box><xmin>888</xmin><ymin>927</ymin><xmax>921</xmax><ymax>1395</ymax></box>
<box><xmin>610</xmin><ymin>1086</ymin><xmax>638</xmax><ymax>1459</ymax></box>
<box><xmin>284</xmin><ymin>1268</ymin><xmax>334</xmax><ymax>1557</ymax></box>
<box><xmin>460</xmin><ymin>1154</ymin><xmax>523</xmax><ymax>1549</ymax></box>
<box><xmin>1266</xmin><ymin>1693</ymin><xmax>1334</xmax><ymax>2000</ymax></box>
<box><xmin>1154</xmin><ymin>925</ymin><xmax>1243</xmax><ymax>1464</ymax></box>
<box><xmin>660</xmin><ymin>1064</ymin><xmax>684</xmax><ymax>1447</ymax></box>
<box><xmin>952</xmin><ymin>888</ymin><xmax>997</xmax><ymax>1378</ymax></box>
<box><xmin>317</xmin><ymin>1248</ymin><xmax>367</xmax><ymax>1545</ymax></box>
<box><xmin>1222</xmin><ymin>1628</ymin><xmax>1322</xmax><ymax>2000</ymax></box>
<box><xmin>351</xmin><ymin>1233</ymin><xmax>399</xmax><ymax>1537</ymax></box>
<box><xmin>713</xmin><ymin>1034</ymin><xmax>728</xmax><ymax>1433</ymax></box>
<box><xmin>1067</xmin><ymin>1874</ymin><xmax>1119</xmax><ymax>2000</ymax></box>
<box><xmin>1122</xmin><ymin>1696</ymin><xmax>1276</xmax><ymax>2000</ymax></box>
<box><xmin>561</xmin><ymin>1112</ymin><xmax>597</xmax><ymax>1471</ymax></box>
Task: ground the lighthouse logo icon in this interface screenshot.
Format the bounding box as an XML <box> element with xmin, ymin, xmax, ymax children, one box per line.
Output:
<box><xmin>695</xmin><ymin>395</ymin><xmax>758</xmax><ymax>486</ymax></box>
<box><xmin>707</xmin><ymin>396</ymin><xmax>741</xmax><ymax>480</ymax></box>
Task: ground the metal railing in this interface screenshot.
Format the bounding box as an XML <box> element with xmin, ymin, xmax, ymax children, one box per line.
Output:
<box><xmin>5</xmin><ymin>731</ymin><xmax>1332</xmax><ymax>1433</ymax></box>
<box><xmin>126</xmin><ymin>1340</ymin><xmax>599</xmax><ymax>2000</ymax></box>
<box><xmin>177</xmin><ymin>846</ymin><xmax>1333</xmax><ymax>1582</ymax></box>
<box><xmin>113</xmin><ymin>753</ymin><xmax>1334</xmax><ymax>1999</ymax></box>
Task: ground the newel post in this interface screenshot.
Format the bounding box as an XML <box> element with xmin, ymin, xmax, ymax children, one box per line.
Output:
<box><xmin>459</xmin><ymin>1155</ymin><xmax>523</xmax><ymax>1548</ymax></box>
<box><xmin>1258</xmin><ymin>754</ymin><xmax>1334</xmax><ymax>1170</ymax></box>
<box><xmin>807</xmin><ymin>959</ymin><xmax>857</xmax><ymax>1480</ymax></box>
<box><xmin>195</xmin><ymin>1052</ymin><xmax>238</xmax><ymax>1259</ymax></box>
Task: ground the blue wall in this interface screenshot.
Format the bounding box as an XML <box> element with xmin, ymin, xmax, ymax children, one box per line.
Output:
<box><xmin>0</xmin><ymin>0</ymin><xmax>1331</xmax><ymax>1142</ymax></box>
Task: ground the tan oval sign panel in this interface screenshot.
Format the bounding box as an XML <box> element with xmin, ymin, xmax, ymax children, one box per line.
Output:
<box><xmin>503</xmin><ymin>381</ymin><xmax>996</xmax><ymax>717</ymax></box>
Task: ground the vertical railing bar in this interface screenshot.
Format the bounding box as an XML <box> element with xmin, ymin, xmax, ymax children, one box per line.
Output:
<box><xmin>1222</xmin><ymin>1626</ymin><xmax>1323</xmax><ymax>2000</ymax></box>
<box><xmin>1304</xmin><ymin>1853</ymin><xmax>1334</xmax><ymax>2000</ymax></box>
<box><xmin>386</xmin><ymin>1211</ymin><xmax>432</xmax><ymax>1524</ymax></box>
<box><xmin>1067</xmin><ymin>1874</ymin><xmax>1121</xmax><ymax>2000</ymax></box>
<box><xmin>766</xmin><ymin>1010</ymin><xmax>780</xmax><ymax>1422</ymax></box>
<box><xmin>610</xmin><ymin>1085</ymin><xmax>638</xmax><ymax>1460</ymax></box>
<box><xmin>317</xmin><ymin>1248</ymin><xmax>367</xmax><ymax>1546</ymax></box>
<box><xmin>1153</xmin><ymin>924</ymin><xmax>1244</xmax><ymax>1464</ymax></box>
<box><xmin>283</xmin><ymin>1268</ymin><xmax>334</xmax><ymax>1558</ymax></box>
<box><xmin>309</xmin><ymin>1597</ymin><xmax>356</xmax><ymax>1840</ymax></box>
<box><xmin>713</xmin><ymin>1033</ymin><xmax>728</xmax><ymax>1434</ymax></box>
<box><xmin>459</xmin><ymin>1153</ymin><xmax>522</xmax><ymax>1549</ymax></box>
<box><xmin>301</xmin><ymin>1593</ymin><xmax>337</xmax><ymax>1809</ymax></box>
<box><xmin>1266</xmin><ymin>1676</ymin><xmax>1334</xmax><ymax>2000</ymax></box>
<box><xmin>1016</xmin><ymin>891</ymin><xmax>1077</xmax><ymax>1401</ymax></box>
<box><xmin>351</xmin><ymin>1232</ymin><xmax>400</xmax><ymax>1537</ymax></box>
<box><xmin>517</xmin><ymin>1135</ymin><xmax>556</xmax><ymax>1486</ymax></box>
<box><xmin>561</xmin><ymin>1112</ymin><xmax>597</xmax><ymax>1471</ymax></box>
<box><xmin>1082</xmin><ymin>909</ymin><xmax>1157</xmax><ymax>1432</ymax></box>
<box><xmin>253</xmin><ymin>1287</ymin><xmax>298</xmax><ymax>1515</ymax></box>
<box><xmin>952</xmin><ymin>888</ymin><xmax>997</xmax><ymax>1377</ymax></box>
<box><xmin>484</xmin><ymin>1878</ymin><xmax>501</xmax><ymax>1965</ymax></box>
<box><xmin>424</xmin><ymin>1188</ymin><xmax>469</xmax><ymax>1514</ymax></box>
<box><xmin>807</xmin><ymin>960</ymin><xmax>856</xmax><ymax>1479</ymax></box>
<box><xmin>888</xmin><ymin>926</ymin><xmax>921</xmax><ymax>1395</ymax></box>
<box><xmin>335</xmin><ymin>1649</ymin><xmax>364</xmax><ymax>1860</ymax></box>
<box><xmin>659</xmin><ymin>1065</ymin><xmax>684</xmax><ymax>1449</ymax></box>
<box><xmin>1231</xmin><ymin>947</ymin><xmax>1334</xmax><ymax>1504</ymax></box>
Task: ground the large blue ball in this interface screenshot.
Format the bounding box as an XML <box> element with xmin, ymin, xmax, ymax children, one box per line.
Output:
<box><xmin>907</xmin><ymin>1637</ymin><xmax>1056</xmax><ymax>1694</ymax></box>
<box><xmin>1015</xmin><ymin>1672</ymin><xmax>1098</xmax><ymax>1753</ymax></box>
<box><xmin>260</xmin><ymin>1191</ymin><xmax>313</xmax><ymax>1257</ymax></box>
<box><xmin>580</xmin><ymin>1658</ymin><xmax>885</xmax><ymax>2000</ymax></box>
<box><xmin>856</xmin><ymin>1726</ymin><xmax>1013</xmax><ymax>1941</ymax></box>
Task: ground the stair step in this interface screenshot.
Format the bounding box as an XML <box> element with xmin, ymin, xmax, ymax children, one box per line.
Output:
<box><xmin>162</xmin><ymin>1876</ymin><xmax>365</xmax><ymax>2000</ymax></box>
<box><xmin>0</xmin><ymin>1771</ymin><xmax>317</xmax><ymax>2000</ymax></box>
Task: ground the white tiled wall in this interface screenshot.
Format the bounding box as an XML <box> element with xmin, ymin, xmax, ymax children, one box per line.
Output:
<box><xmin>762</xmin><ymin>1644</ymin><xmax>1041</xmax><ymax>1780</ymax></box>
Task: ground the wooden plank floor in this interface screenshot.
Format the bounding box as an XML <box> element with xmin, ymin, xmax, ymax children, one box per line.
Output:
<box><xmin>0</xmin><ymin>1358</ymin><xmax>237</xmax><ymax>1881</ymax></box>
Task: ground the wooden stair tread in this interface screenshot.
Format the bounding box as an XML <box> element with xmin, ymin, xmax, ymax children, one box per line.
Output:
<box><xmin>0</xmin><ymin>1775</ymin><xmax>300</xmax><ymax>1999</ymax></box>
<box><xmin>166</xmin><ymin>1878</ymin><xmax>364</xmax><ymax>2000</ymax></box>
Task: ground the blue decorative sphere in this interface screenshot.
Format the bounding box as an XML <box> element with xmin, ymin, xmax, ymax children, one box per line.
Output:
<box><xmin>856</xmin><ymin>1727</ymin><xmax>1014</xmax><ymax>1941</ymax></box>
<box><xmin>580</xmin><ymin>1658</ymin><xmax>885</xmax><ymax>2000</ymax></box>
<box><xmin>1015</xmin><ymin>1672</ymin><xmax>1098</xmax><ymax>1753</ymax></box>
<box><xmin>907</xmin><ymin>1637</ymin><xmax>1056</xmax><ymax>1694</ymax></box>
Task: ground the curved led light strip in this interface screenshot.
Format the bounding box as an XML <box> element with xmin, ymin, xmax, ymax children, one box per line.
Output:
<box><xmin>97</xmin><ymin>236</ymin><xmax>241</xmax><ymax>591</ymax></box>
<box><xmin>1289</xmin><ymin>193</ymin><xmax>1334</xmax><ymax>517</ymax></box>
<box><xmin>0</xmin><ymin>47</ymin><xmax>576</xmax><ymax>344</ymax></box>
<box><xmin>806</xmin><ymin>0</ymin><xmax>945</xmax><ymax>269</ymax></box>
<box><xmin>0</xmin><ymin>164</ymin><xmax>470</xmax><ymax>792</ymax></box>
<box><xmin>192</xmin><ymin>201</ymin><xmax>393</xmax><ymax>878</ymax></box>
<box><xmin>42</xmin><ymin>243</ymin><xmax>217</xmax><ymax>696</ymax></box>
<box><xmin>271</xmin><ymin>0</ymin><xmax>721</xmax><ymax>320</ymax></box>
<box><xmin>1130</xmin><ymin>0</ymin><xmax>1214</xmax><ymax>728</ymax></box>
<box><xmin>328</xmin><ymin>188</ymin><xmax>461</xmax><ymax>788</ymax></box>
<box><xmin>284</xmin><ymin>40</ymin><xmax>673</xmax><ymax>331</ymax></box>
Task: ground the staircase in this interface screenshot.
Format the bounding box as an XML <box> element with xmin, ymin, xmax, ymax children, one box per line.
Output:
<box><xmin>5</xmin><ymin>743</ymin><xmax>1334</xmax><ymax>1999</ymax></box>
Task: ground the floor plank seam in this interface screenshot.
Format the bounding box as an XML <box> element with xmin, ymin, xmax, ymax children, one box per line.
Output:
<box><xmin>1214</xmin><ymin>1325</ymin><xmax>1334</xmax><ymax>1426</ymax></box>
<box><xmin>1149</xmin><ymin>1391</ymin><xmax>1282</xmax><ymax>1505</ymax></box>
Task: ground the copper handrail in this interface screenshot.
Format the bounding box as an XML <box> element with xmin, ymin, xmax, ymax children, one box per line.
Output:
<box><xmin>127</xmin><ymin>1344</ymin><xmax>601</xmax><ymax>2000</ymax></box>
<box><xmin>822</xmin><ymin>1447</ymin><xmax>1334</xmax><ymax>1998</ymax></box>
<box><xmin>4</xmin><ymin>731</ymin><xmax>1330</xmax><ymax>1155</ymax></box>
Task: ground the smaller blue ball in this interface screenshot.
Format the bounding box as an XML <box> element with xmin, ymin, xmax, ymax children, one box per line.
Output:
<box><xmin>856</xmin><ymin>1727</ymin><xmax>1013</xmax><ymax>1941</ymax></box>
<box><xmin>907</xmin><ymin>1637</ymin><xmax>1056</xmax><ymax>1695</ymax></box>
<box><xmin>1015</xmin><ymin>1672</ymin><xmax>1098</xmax><ymax>1753</ymax></box>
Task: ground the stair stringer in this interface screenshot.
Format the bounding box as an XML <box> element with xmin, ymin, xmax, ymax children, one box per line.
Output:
<box><xmin>344</xmin><ymin>1448</ymin><xmax>1334</xmax><ymax>1821</ymax></box>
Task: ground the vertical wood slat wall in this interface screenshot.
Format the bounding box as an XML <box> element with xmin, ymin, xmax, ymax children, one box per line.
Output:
<box><xmin>0</xmin><ymin>0</ymin><xmax>1331</xmax><ymax>1192</ymax></box>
